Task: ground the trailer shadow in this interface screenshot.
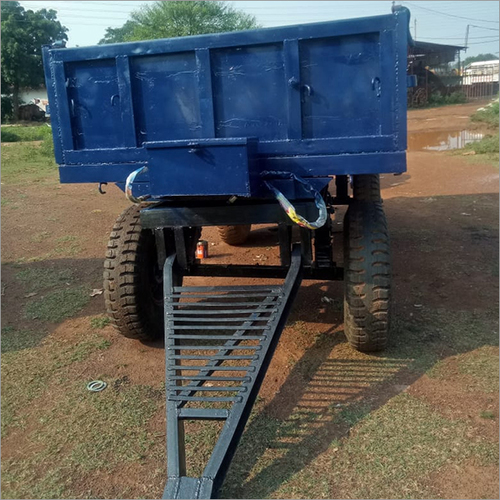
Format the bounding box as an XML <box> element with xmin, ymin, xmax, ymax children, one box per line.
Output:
<box><xmin>220</xmin><ymin>191</ymin><xmax>499</xmax><ymax>498</ymax></box>
<box><xmin>220</xmin><ymin>319</ymin><xmax>429</xmax><ymax>499</ymax></box>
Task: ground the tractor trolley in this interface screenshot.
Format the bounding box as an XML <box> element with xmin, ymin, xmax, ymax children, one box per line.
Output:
<box><xmin>43</xmin><ymin>6</ymin><xmax>413</xmax><ymax>498</ymax></box>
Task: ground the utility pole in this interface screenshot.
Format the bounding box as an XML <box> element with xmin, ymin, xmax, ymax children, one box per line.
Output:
<box><xmin>414</xmin><ymin>18</ymin><xmax>417</xmax><ymax>41</ymax></box>
<box><xmin>464</xmin><ymin>24</ymin><xmax>470</xmax><ymax>53</ymax></box>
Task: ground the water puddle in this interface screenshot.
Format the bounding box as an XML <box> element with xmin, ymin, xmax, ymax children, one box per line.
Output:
<box><xmin>408</xmin><ymin>129</ymin><xmax>484</xmax><ymax>152</ymax></box>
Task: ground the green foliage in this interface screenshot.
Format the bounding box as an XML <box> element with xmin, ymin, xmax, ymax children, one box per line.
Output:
<box><xmin>463</xmin><ymin>53</ymin><xmax>498</xmax><ymax>68</ymax></box>
<box><xmin>1</xmin><ymin>95</ymin><xmax>13</xmax><ymax>123</ymax></box>
<box><xmin>464</xmin><ymin>133</ymin><xmax>499</xmax><ymax>155</ymax></box>
<box><xmin>1</xmin><ymin>1</ymin><xmax>67</xmax><ymax>120</ymax></box>
<box><xmin>471</xmin><ymin>100</ymin><xmax>499</xmax><ymax>128</ymax></box>
<box><xmin>427</xmin><ymin>91</ymin><xmax>467</xmax><ymax>107</ymax></box>
<box><xmin>100</xmin><ymin>0</ymin><xmax>260</xmax><ymax>44</ymax></box>
<box><xmin>1</xmin><ymin>124</ymin><xmax>52</xmax><ymax>142</ymax></box>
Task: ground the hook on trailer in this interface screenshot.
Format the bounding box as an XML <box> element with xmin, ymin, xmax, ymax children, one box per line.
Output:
<box><xmin>262</xmin><ymin>172</ymin><xmax>328</xmax><ymax>230</ymax></box>
<box><xmin>98</xmin><ymin>182</ymin><xmax>107</xmax><ymax>195</ymax></box>
<box><xmin>125</xmin><ymin>166</ymin><xmax>151</xmax><ymax>204</ymax></box>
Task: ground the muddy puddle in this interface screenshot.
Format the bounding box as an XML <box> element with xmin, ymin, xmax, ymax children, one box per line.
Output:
<box><xmin>408</xmin><ymin>129</ymin><xmax>484</xmax><ymax>151</ymax></box>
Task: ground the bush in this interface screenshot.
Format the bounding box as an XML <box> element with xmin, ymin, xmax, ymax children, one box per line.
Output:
<box><xmin>427</xmin><ymin>91</ymin><xmax>467</xmax><ymax>107</ymax></box>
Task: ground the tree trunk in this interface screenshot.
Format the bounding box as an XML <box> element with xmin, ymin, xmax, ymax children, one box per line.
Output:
<box><xmin>12</xmin><ymin>83</ymin><xmax>20</xmax><ymax>122</ymax></box>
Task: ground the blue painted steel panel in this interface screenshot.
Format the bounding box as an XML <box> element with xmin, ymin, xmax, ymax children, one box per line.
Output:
<box><xmin>66</xmin><ymin>59</ymin><xmax>126</xmax><ymax>150</ymax></box>
<box><xmin>211</xmin><ymin>43</ymin><xmax>288</xmax><ymax>140</ymax></box>
<box><xmin>43</xmin><ymin>8</ymin><xmax>412</xmax><ymax>200</ymax></box>
<box><xmin>299</xmin><ymin>33</ymin><xmax>381</xmax><ymax>138</ymax></box>
<box><xmin>130</xmin><ymin>53</ymin><xmax>203</xmax><ymax>144</ymax></box>
<box><xmin>145</xmin><ymin>138</ymin><xmax>258</xmax><ymax>197</ymax></box>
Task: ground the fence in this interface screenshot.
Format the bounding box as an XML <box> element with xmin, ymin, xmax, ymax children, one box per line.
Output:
<box><xmin>462</xmin><ymin>64</ymin><xmax>499</xmax><ymax>101</ymax></box>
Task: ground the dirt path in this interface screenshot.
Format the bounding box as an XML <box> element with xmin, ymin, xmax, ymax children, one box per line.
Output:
<box><xmin>408</xmin><ymin>100</ymin><xmax>493</xmax><ymax>132</ymax></box>
<box><xmin>1</xmin><ymin>102</ymin><xmax>498</xmax><ymax>499</ymax></box>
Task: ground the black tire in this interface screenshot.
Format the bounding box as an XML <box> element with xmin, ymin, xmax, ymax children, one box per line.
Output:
<box><xmin>103</xmin><ymin>205</ymin><xmax>165</xmax><ymax>341</ymax></box>
<box><xmin>343</xmin><ymin>201</ymin><xmax>391</xmax><ymax>352</ymax></box>
<box><xmin>218</xmin><ymin>225</ymin><xmax>251</xmax><ymax>246</ymax></box>
<box><xmin>352</xmin><ymin>174</ymin><xmax>381</xmax><ymax>202</ymax></box>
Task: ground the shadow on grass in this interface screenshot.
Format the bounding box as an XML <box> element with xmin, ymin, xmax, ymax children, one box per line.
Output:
<box><xmin>221</xmin><ymin>303</ymin><xmax>499</xmax><ymax>499</ymax></box>
<box><xmin>219</xmin><ymin>192</ymin><xmax>499</xmax><ymax>498</ymax></box>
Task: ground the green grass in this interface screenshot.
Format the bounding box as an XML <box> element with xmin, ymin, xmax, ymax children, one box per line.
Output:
<box><xmin>1</xmin><ymin>140</ymin><xmax>57</xmax><ymax>185</ymax></box>
<box><xmin>1</xmin><ymin>334</ymin><xmax>112</xmax><ymax>438</ymax></box>
<box><xmin>1</xmin><ymin>124</ymin><xmax>53</xmax><ymax>143</ymax></box>
<box><xmin>16</xmin><ymin>267</ymin><xmax>74</xmax><ymax>292</ymax></box>
<box><xmin>427</xmin><ymin>346</ymin><xmax>499</xmax><ymax>396</ymax></box>
<box><xmin>457</xmin><ymin>347</ymin><xmax>500</xmax><ymax>393</ymax></box>
<box><xmin>471</xmin><ymin>100</ymin><xmax>500</xmax><ymax>128</ymax></box>
<box><xmin>24</xmin><ymin>286</ymin><xmax>90</xmax><ymax>323</ymax></box>
<box><xmin>273</xmin><ymin>393</ymin><xmax>498</xmax><ymax>499</ymax></box>
<box><xmin>90</xmin><ymin>316</ymin><xmax>111</xmax><ymax>329</ymax></box>
<box><xmin>464</xmin><ymin>133</ymin><xmax>499</xmax><ymax>154</ymax></box>
<box><xmin>52</xmin><ymin>235</ymin><xmax>83</xmax><ymax>257</ymax></box>
<box><xmin>1</xmin><ymin>326</ymin><xmax>48</xmax><ymax>353</ymax></box>
<box><xmin>0</xmin><ymin>332</ymin><xmax>142</xmax><ymax>499</ymax></box>
<box><xmin>480</xmin><ymin>410</ymin><xmax>496</xmax><ymax>420</ymax></box>
<box><xmin>219</xmin><ymin>307</ymin><xmax>499</xmax><ymax>499</ymax></box>
<box><xmin>1</xmin><ymin>382</ymin><xmax>161</xmax><ymax>499</ymax></box>
<box><xmin>15</xmin><ymin>236</ymin><xmax>83</xmax><ymax>263</ymax></box>
<box><xmin>1</xmin><ymin>299</ymin><xmax>498</xmax><ymax>498</ymax></box>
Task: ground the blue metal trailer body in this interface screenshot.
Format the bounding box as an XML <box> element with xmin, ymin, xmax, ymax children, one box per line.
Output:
<box><xmin>43</xmin><ymin>8</ymin><xmax>410</xmax><ymax>200</ymax></box>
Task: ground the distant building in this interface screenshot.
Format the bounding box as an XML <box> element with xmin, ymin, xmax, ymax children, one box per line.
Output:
<box><xmin>407</xmin><ymin>40</ymin><xmax>465</xmax><ymax>107</ymax></box>
<box><xmin>462</xmin><ymin>60</ymin><xmax>499</xmax><ymax>99</ymax></box>
<box><xmin>462</xmin><ymin>60</ymin><xmax>499</xmax><ymax>85</ymax></box>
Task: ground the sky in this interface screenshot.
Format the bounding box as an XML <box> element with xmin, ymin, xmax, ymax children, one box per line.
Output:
<box><xmin>18</xmin><ymin>0</ymin><xmax>500</xmax><ymax>59</ymax></box>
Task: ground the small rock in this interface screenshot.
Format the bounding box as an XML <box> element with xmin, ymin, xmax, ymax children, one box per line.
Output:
<box><xmin>90</xmin><ymin>289</ymin><xmax>103</xmax><ymax>297</ymax></box>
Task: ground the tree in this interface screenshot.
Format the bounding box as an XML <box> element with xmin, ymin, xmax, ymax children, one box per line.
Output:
<box><xmin>1</xmin><ymin>1</ymin><xmax>68</xmax><ymax>121</ymax></box>
<box><xmin>100</xmin><ymin>1</ymin><xmax>259</xmax><ymax>44</ymax></box>
<box><xmin>463</xmin><ymin>53</ymin><xmax>498</xmax><ymax>68</ymax></box>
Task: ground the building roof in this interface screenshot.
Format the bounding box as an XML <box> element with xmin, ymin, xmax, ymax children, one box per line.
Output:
<box><xmin>467</xmin><ymin>60</ymin><xmax>499</xmax><ymax>67</ymax></box>
<box><xmin>409</xmin><ymin>40</ymin><xmax>465</xmax><ymax>66</ymax></box>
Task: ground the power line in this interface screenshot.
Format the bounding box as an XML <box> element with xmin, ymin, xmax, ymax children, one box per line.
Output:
<box><xmin>418</xmin><ymin>35</ymin><xmax>500</xmax><ymax>40</ymax></box>
<box><xmin>469</xmin><ymin>24</ymin><xmax>500</xmax><ymax>32</ymax></box>
<box><xmin>467</xmin><ymin>39</ymin><xmax>499</xmax><ymax>45</ymax></box>
<box><xmin>404</xmin><ymin>1</ymin><xmax>499</xmax><ymax>24</ymax></box>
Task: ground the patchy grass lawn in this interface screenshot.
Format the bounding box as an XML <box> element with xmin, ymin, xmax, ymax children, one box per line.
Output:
<box><xmin>1</xmin><ymin>124</ymin><xmax>53</xmax><ymax>143</ymax></box>
<box><xmin>458</xmin><ymin>133</ymin><xmax>499</xmax><ymax>167</ymax></box>
<box><xmin>220</xmin><ymin>309</ymin><xmax>499</xmax><ymax>499</ymax></box>
<box><xmin>24</xmin><ymin>286</ymin><xmax>90</xmax><ymax>322</ymax></box>
<box><xmin>1</xmin><ymin>140</ymin><xmax>57</xmax><ymax>185</ymax></box>
<box><xmin>455</xmin><ymin>100</ymin><xmax>500</xmax><ymax>166</ymax></box>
